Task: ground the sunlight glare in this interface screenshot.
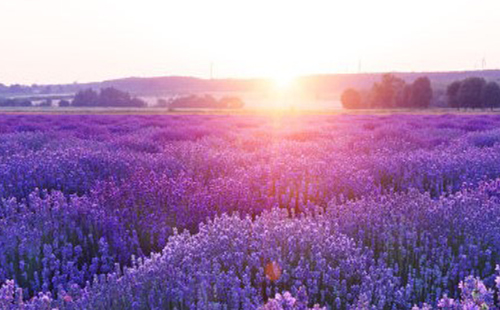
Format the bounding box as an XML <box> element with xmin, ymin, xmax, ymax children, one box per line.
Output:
<box><xmin>272</xmin><ymin>74</ymin><xmax>297</xmax><ymax>91</ymax></box>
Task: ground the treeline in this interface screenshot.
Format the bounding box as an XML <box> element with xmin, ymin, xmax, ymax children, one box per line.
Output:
<box><xmin>342</xmin><ymin>73</ymin><xmax>500</xmax><ymax>110</ymax></box>
<box><xmin>446</xmin><ymin>77</ymin><xmax>500</xmax><ymax>110</ymax></box>
<box><xmin>0</xmin><ymin>98</ymin><xmax>33</xmax><ymax>107</ymax></box>
<box><xmin>0</xmin><ymin>88</ymin><xmax>145</xmax><ymax>108</ymax></box>
<box><xmin>0</xmin><ymin>89</ymin><xmax>246</xmax><ymax>109</ymax></box>
<box><xmin>341</xmin><ymin>74</ymin><xmax>433</xmax><ymax>109</ymax></box>
<box><xmin>72</xmin><ymin>88</ymin><xmax>146</xmax><ymax>107</ymax></box>
<box><xmin>0</xmin><ymin>98</ymin><xmax>56</xmax><ymax>107</ymax></box>
<box><xmin>158</xmin><ymin>94</ymin><xmax>244</xmax><ymax>109</ymax></box>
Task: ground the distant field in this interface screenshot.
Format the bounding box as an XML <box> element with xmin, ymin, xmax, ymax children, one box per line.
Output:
<box><xmin>1</xmin><ymin>106</ymin><xmax>500</xmax><ymax>115</ymax></box>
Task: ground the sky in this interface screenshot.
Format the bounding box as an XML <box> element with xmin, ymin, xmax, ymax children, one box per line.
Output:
<box><xmin>0</xmin><ymin>0</ymin><xmax>499</xmax><ymax>85</ymax></box>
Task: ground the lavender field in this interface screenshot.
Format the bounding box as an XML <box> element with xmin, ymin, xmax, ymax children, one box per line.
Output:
<box><xmin>2</xmin><ymin>113</ymin><xmax>500</xmax><ymax>309</ymax></box>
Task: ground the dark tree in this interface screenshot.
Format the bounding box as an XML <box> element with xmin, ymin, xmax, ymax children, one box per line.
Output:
<box><xmin>72</xmin><ymin>89</ymin><xmax>99</xmax><ymax>107</ymax></box>
<box><xmin>446</xmin><ymin>81</ymin><xmax>462</xmax><ymax>109</ymax></box>
<box><xmin>72</xmin><ymin>88</ymin><xmax>146</xmax><ymax>107</ymax></box>
<box><xmin>99</xmin><ymin>87</ymin><xmax>131</xmax><ymax>107</ymax></box>
<box><xmin>481</xmin><ymin>81</ymin><xmax>500</xmax><ymax>110</ymax></box>
<box><xmin>58</xmin><ymin>100</ymin><xmax>71</xmax><ymax>107</ymax></box>
<box><xmin>0</xmin><ymin>99</ymin><xmax>32</xmax><ymax>107</ymax></box>
<box><xmin>370</xmin><ymin>74</ymin><xmax>405</xmax><ymax>108</ymax></box>
<box><xmin>457</xmin><ymin>77</ymin><xmax>486</xmax><ymax>109</ymax></box>
<box><xmin>409</xmin><ymin>77</ymin><xmax>433</xmax><ymax>108</ymax></box>
<box><xmin>396</xmin><ymin>84</ymin><xmax>412</xmax><ymax>108</ymax></box>
<box><xmin>341</xmin><ymin>88</ymin><xmax>362</xmax><ymax>109</ymax></box>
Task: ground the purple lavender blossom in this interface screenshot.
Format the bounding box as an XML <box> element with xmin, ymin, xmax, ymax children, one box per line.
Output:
<box><xmin>1</xmin><ymin>114</ymin><xmax>500</xmax><ymax>309</ymax></box>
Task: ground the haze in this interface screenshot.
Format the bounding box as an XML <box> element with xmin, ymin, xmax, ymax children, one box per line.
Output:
<box><xmin>1</xmin><ymin>0</ymin><xmax>499</xmax><ymax>84</ymax></box>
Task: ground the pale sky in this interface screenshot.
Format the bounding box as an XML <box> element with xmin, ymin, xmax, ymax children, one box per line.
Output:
<box><xmin>0</xmin><ymin>0</ymin><xmax>499</xmax><ymax>84</ymax></box>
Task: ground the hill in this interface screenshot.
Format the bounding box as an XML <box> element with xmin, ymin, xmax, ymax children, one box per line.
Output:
<box><xmin>62</xmin><ymin>70</ymin><xmax>500</xmax><ymax>95</ymax></box>
<box><xmin>3</xmin><ymin>70</ymin><xmax>500</xmax><ymax>105</ymax></box>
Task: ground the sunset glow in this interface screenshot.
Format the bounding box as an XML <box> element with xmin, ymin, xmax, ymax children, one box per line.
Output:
<box><xmin>4</xmin><ymin>0</ymin><xmax>500</xmax><ymax>307</ymax></box>
<box><xmin>1</xmin><ymin>0</ymin><xmax>500</xmax><ymax>84</ymax></box>
<box><xmin>272</xmin><ymin>75</ymin><xmax>297</xmax><ymax>92</ymax></box>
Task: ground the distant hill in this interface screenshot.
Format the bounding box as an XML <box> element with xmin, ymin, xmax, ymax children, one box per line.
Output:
<box><xmin>60</xmin><ymin>70</ymin><xmax>500</xmax><ymax>95</ymax></box>
<box><xmin>84</xmin><ymin>77</ymin><xmax>271</xmax><ymax>95</ymax></box>
<box><xmin>3</xmin><ymin>70</ymin><xmax>500</xmax><ymax>98</ymax></box>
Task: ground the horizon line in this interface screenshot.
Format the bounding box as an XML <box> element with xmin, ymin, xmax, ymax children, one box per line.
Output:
<box><xmin>3</xmin><ymin>68</ymin><xmax>500</xmax><ymax>87</ymax></box>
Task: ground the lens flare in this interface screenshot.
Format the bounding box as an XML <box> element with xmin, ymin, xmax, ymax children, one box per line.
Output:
<box><xmin>265</xmin><ymin>261</ymin><xmax>282</xmax><ymax>282</ymax></box>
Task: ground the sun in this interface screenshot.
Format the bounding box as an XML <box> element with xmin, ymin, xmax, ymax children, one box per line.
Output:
<box><xmin>272</xmin><ymin>74</ymin><xmax>297</xmax><ymax>91</ymax></box>
<box><xmin>269</xmin><ymin>73</ymin><xmax>299</xmax><ymax>110</ymax></box>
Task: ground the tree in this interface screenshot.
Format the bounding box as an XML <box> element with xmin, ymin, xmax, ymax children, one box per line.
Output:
<box><xmin>396</xmin><ymin>84</ymin><xmax>412</xmax><ymax>108</ymax></box>
<box><xmin>72</xmin><ymin>88</ymin><xmax>146</xmax><ymax>107</ymax></box>
<box><xmin>341</xmin><ymin>88</ymin><xmax>362</xmax><ymax>109</ymax></box>
<box><xmin>481</xmin><ymin>81</ymin><xmax>500</xmax><ymax>110</ymax></box>
<box><xmin>446</xmin><ymin>81</ymin><xmax>462</xmax><ymax>109</ymax></box>
<box><xmin>370</xmin><ymin>74</ymin><xmax>405</xmax><ymax>108</ymax></box>
<box><xmin>72</xmin><ymin>89</ymin><xmax>99</xmax><ymax>107</ymax></box>
<box><xmin>58</xmin><ymin>100</ymin><xmax>71</xmax><ymax>107</ymax></box>
<box><xmin>0</xmin><ymin>99</ymin><xmax>32</xmax><ymax>107</ymax></box>
<box><xmin>99</xmin><ymin>87</ymin><xmax>131</xmax><ymax>107</ymax></box>
<box><xmin>457</xmin><ymin>77</ymin><xmax>486</xmax><ymax>109</ymax></box>
<box><xmin>343</xmin><ymin>74</ymin><xmax>432</xmax><ymax>109</ymax></box>
<box><xmin>409</xmin><ymin>77</ymin><xmax>433</xmax><ymax>108</ymax></box>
